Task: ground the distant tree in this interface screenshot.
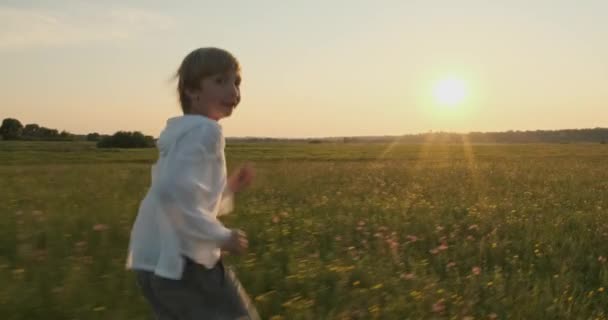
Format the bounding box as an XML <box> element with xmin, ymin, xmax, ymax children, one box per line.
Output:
<box><xmin>22</xmin><ymin>123</ymin><xmax>40</xmax><ymax>138</ymax></box>
<box><xmin>0</xmin><ymin>118</ymin><xmax>24</xmax><ymax>140</ymax></box>
<box><xmin>38</xmin><ymin>127</ymin><xmax>60</xmax><ymax>139</ymax></box>
<box><xmin>86</xmin><ymin>133</ymin><xmax>101</xmax><ymax>141</ymax></box>
<box><xmin>59</xmin><ymin>130</ymin><xmax>74</xmax><ymax>140</ymax></box>
<box><xmin>97</xmin><ymin>131</ymin><xmax>155</xmax><ymax>148</ymax></box>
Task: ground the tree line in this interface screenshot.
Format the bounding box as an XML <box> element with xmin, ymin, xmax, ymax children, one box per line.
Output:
<box><xmin>0</xmin><ymin>118</ymin><xmax>154</xmax><ymax>148</ymax></box>
<box><xmin>2</xmin><ymin>117</ymin><xmax>607</xmax><ymax>146</ymax></box>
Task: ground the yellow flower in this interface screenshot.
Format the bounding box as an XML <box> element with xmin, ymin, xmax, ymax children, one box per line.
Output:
<box><xmin>410</xmin><ymin>290</ymin><xmax>422</xmax><ymax>299</ymax></box>
<box><xmin>371</xmin><ymin>283</ymin><xmax>383</xmax><ymax>290</ymax></box>
<box><xmin>368</xmin><ymin>304</ymin><xmax>380</xmax><ymax>313</ymax></box>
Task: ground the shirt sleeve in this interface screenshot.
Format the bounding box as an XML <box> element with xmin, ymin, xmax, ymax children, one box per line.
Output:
<box><xmin>154</xmin><ymin>124</ymin><xmax>232</xmax><ymax>243</ymax></box>
<box><xmin>218</xmin><ymin>187</ymin><xmax>234</xmax><ymax>216</ymax></box>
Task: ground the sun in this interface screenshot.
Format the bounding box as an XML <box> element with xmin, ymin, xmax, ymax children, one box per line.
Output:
<box><xmin>432</xmin><ymin>76</ymin><xmax>468</xmax><ymax>107</ymax></box>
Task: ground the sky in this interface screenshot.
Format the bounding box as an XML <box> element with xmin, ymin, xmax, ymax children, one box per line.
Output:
<box><xmin>1</xmin><ymin>0</ymin><xmax>607</xmax><ymax>138</ymax></box>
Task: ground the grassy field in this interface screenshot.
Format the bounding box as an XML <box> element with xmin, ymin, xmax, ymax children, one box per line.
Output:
<box><xmin>1</xmin><ymin>140</ymin><xmax>608</xmax><ymax>319</ymax></box>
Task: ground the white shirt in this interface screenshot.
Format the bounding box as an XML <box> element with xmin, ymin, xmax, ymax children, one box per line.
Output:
<box><xmin>126</xmin><ymin>115</ymin><xmax>234</xmax><ymax>280</ymax></box>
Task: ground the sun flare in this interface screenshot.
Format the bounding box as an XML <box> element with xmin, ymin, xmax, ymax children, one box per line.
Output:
<box><xmin>433</xmin><ymin>76</ymin><xmax>468</xmax><ymax>107</ymax></box>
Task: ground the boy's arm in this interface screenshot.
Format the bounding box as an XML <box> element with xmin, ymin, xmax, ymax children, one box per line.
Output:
<box><xmin>156</xmin><ymin>125</ymin><xmax>232</xmax><ymax>243</ymax></box>
<box><xmin>172</xmin><ymin>207</ymin><xmax>232</xmax><ymax>243</ymax></box>
<box><xmin>218</xmin><ymin>187</ymin><xmax>234</xmax><ymax>216</ymax></box>
<box><xmin>218</xmin><ymin>164</ymin><xmax>255</xmax><ymax>217</ymax></box>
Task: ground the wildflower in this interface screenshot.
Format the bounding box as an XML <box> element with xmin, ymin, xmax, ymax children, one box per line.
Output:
<box><xmin>472</xmin><ymin>266</ymin><xmax>481</xmax><ymax>275</ymax></box>
<box><xmin>406</xmin><ymin>235</ymin><xmax>418</xmax><ymax>242</ymax></box>
<box><xmin>432</xmin><ymin>299</ymin><xmax>446</xmax><ymax>313</ymax></box>
<box><xmin>92</xmin><ymin>224</ymin><xmax>108</xmax><ymax>231</ymax></box>
<box><xmin>401</xmin><ymin>273</ymin><xmax>415</xmax><ymax>280</ymax></box>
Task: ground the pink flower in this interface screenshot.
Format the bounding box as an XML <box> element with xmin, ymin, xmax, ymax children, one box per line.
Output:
<box><xmin>386</xmin><ymin>239</ymin><xmax>398</xmax><ymax>250</ymax></box>
<box><xmin>432</xmin><ymin>299</ymin><xmax>446</xmax><ymax>313</ymax></box>
<box><xmin>438</xmin><ymin>242</ymin><xmax>449</xmax><ymax>251</ymax></box>
<box><xmin>401</xmin><ymin>273</ymin><xmax>415</xmax><ymax>280</ymax></box>
<box><xmin>472</xmin><ymin>266</ymin><xmax>481</xmax><ymax>275</ymax></box>
<box><xmin>406</xmin><ymin>235</ymin><xmax>418</xmax><ymax>242</ymax></box>
<box><xmin>446</xmin><ymin>262</ymin><xmax>457</xmax><ymax>269</ymax></box>
<box><xmin>92</xmin><ymin>224</ymin><xmax>108</xmax><ymax>231</ymax></box>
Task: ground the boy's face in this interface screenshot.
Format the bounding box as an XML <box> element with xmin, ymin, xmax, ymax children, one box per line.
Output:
<box><xmin>190</xmin><ymin>69</ymin><xmax>241</xmax><ymax>120</ymax></box>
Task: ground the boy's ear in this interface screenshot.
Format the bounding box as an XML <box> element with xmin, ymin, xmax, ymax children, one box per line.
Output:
<box><xmin>186</xmin><ymin>80</ymin><xmax>205</xmax><ymax>98</ymax></box>
<box><xmin>184</xmin><ymin>88</ymin><xmax>201</xmax><ymax>100</ymax></box>
<box><xmin>184</xmin><ymin>89</ymin><xmax>194</xmax><ymax>99</ymax></box>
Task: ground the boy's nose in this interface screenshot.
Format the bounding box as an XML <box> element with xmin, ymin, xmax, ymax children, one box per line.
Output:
<box><xmin>228</xmin><ymin>85</ymin><xmax>240</xmax><ymax>100</ymax></box>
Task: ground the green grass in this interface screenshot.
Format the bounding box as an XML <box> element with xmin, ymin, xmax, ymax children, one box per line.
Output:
<box><xmin>1</xmin><ymin>141</ymin><xmax>608</xmax><ymax>319</ymax></box>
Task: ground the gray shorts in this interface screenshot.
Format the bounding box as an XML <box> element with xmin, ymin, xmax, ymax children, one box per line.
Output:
<box><xmin>135</xmin><ymin>258</ymin><xmax>260</xmax><ymax>320</ymax></box>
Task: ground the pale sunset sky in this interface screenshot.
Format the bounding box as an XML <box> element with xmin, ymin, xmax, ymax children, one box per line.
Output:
<box><xmin>1</xmin><ymin>0</ymin><xmax>607</xmax><ymax>138</ymax></box>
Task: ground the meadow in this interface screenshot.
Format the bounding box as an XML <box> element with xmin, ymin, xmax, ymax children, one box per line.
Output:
<box><xmin>1</xmin><ymin>140</ymin><xmax>607</xmax><ymax>319</ymax></box>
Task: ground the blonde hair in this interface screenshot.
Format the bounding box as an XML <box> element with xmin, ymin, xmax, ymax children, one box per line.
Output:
<box><xmin>175</xmin><ymin>47</ymin><xmax>240</xmax><ymax>113</ymax></box>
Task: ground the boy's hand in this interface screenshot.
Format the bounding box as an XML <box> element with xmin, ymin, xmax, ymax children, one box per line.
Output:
<box><xmin>227</xmin><ymin>163</ymin><xmax>255</xmax><ymax>193</ymax></box>
<box><xmin>221</xmin><ymin>229</ymin><xmax>248</xmax><ymax>255</ymax></box>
